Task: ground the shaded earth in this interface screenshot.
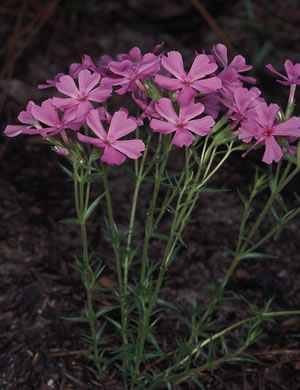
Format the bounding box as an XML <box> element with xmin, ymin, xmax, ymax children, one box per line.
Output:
<box><xmin>1</xmin><ymin>1</ymin><xmax>300</xmax><ymax>389</ymax></box>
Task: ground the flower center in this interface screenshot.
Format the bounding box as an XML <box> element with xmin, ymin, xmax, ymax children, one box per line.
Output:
<box><xmin>263</xmin><ymin>127</ymin><xmax>273</xmax><ymax>137</ymax></box>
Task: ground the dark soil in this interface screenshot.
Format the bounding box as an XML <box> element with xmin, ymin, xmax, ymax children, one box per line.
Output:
<box><xmin>1</xmin><ymin>1</ymin><xmax>300</xmax><ymax>389</ymax></box>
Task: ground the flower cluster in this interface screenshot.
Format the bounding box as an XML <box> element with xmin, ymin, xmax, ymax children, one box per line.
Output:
<box><xmin>4</xmin><ymin>43</ymin><xmax>300</xmax><ymax>164</ymax></box>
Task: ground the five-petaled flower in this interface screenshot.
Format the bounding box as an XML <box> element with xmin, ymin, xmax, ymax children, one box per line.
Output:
<box><xmin>150</xmin><ymin>97</ymin><xmax>215</xmax><ymax>147</ymax></box>
<box><xmin>77</xmin><ymin>109</ymin><xmax>145</xmax><ymax>165</ymax></box>
<box><xmin>52</xmin><ymin>69</ymin><xmax>112</xmax><ymax>120</ymax></box>
<box><xmin>239</xmin><ymin>102</ymin><xmax>300</xmax><ymax>164</ymax></box>
<box><xmin>155</xmin><ymin>51</ymin><xmax>221</xmax><ymax>103</ymax></box>
<box><xmin>266</xmin><ymin>60</ymin><xmax>300</xmax><ymax>86</ymax></box>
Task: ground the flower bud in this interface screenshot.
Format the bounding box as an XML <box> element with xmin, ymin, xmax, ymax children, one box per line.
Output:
<box><xmin>144</xmin><ymin>78</ymin><xmax>163</xmax><ymax>101</ymax></box>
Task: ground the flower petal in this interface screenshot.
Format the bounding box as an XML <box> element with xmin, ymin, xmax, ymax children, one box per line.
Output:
<box><xmin>150</xmin><ymin>119</ymin><xmax>176</xmax><ymax>134</ymax></box>
<box><xmin>179</xmin><ymin>102</ymin><xmax>204</xmax><ymax>121</ymax></box>
<box><xmin>185</xmin><ymin>116</ymin><xmax>215</xmax><ymax>136</ymax></box>
<box><xmin>154</xmin><ymin>98</ymin><xmax>177</xmax><ymax>123</ymax></box>
<box><xmin>107</xmin><ymin>111</ymin><xmax>137</xmax><ymax>140</ymax></box>
<box><xmin>188</xmin><ymin>54</ymin><xmax>217</xmax><ymax>81</ymax></box>
<box><xmin>262</xmin><ymin>136</ymin><xmax>282</xmax><ymax>164</ymax></box>
<box><xmin>161</xmin><ymin>51</ymin><xmax>185</xmax><ymax>80</ymax></box>
<box><xmin>78</xmin><ymin>69</ymin><xmax>100</xmax><ymax>93</ymax></box>
<box><xmin>102</xmin><ymin>145</ymin><xmax>126</xmax><ymax>165</ymax></box>
<box><xmin>172</xmin><ymin>128</ymin><xmax>195</xmax><ymax>147</ymax></box>
<box><xmin>86</xmin><ymin>109</ymin><xmax>107</xmax><ymax>139</ymax></box>
<box><xmin>113</xmin><ymin>139</ymin><xmax>145</xmax><ymax>159</ymax></box>
<box><xmin>77</xmin><ymin>132</ymin><xmax>105</xmax><ymax>148</ymax></box>
<box><xmin>56</xmin><ymin>75</ymin><xmax>79</xmax><ymax>97</ymax></box>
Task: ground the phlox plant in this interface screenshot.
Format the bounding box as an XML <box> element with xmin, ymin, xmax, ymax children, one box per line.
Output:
<box><xmin>4</xmin><ymin>43</ymin><xmax>300</xmax><ymax>389</ymax></box>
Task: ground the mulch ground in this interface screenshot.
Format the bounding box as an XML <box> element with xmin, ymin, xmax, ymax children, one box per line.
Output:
<box><xmin>1</xmin><ymin>1</ymin><xmax>300</xmax><ymax>389</ymax></box>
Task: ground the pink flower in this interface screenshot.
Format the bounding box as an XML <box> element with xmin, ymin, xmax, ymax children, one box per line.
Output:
<box><xmin>4</xmin><ymin>101</ymin><xmax>42</xmax><ymax>137</ymax></box>
<box><xmin>212</xmin><ymin>43</ymin><xmax>256</xmax><ymax>84</ymax></box>
<box><xmin>77</xmin><ymin>109</ymin><xmax>145</xmax><ymax>165</ymax></box>
<box><xmin>69</xmin><ymin>55</ymin><xmax>98</xmax><ymax>78</ymax></box>
<box><xmin>149</xmin><ymin>97</ymin><xmax>215</xmax><ymax>147</ymax></box>
<box><xmin>221</xmin><ymin>87</ymin><xmax>262</xmax><ymax>121</ymax></box>
<box><xmin>30</xmin><ymin>100</ymin><xmax>82</xmax><ymax>136</ymax></box>
<box><xmin>102</xmin><ymin>51</ymin><xmax>161</xmax><ymax>95</ymax></box>
<box><xmin>52</xmin><ymin>69</ymin><xmax>112</xmax><ymax>119</ymax></box>
<box><xmin>38</xmin><ymin>72</ymin><xmax>65</xmax><ymax>89</ymax></box>
<box><xmin>266</xmin><ymin>59</ymin><xmax>300</xmax><ymax>86</ymax></box>
<box><xmin>131</xmin><ymin>91</ymin><xmax>160</xmax><ymax>121</ymax></box>
<box><xmin>155</xmin><ymin>51</ymin><xmax>221</xmax><ymax>103</ymax></box>
<box><xmin>239</xmin><ymin>102</ymin><xmax>300</xmax><ymax>164</ymax></box>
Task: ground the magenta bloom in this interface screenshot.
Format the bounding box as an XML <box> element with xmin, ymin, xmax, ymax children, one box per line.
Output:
<box><xmin>31</xmin><ymin>100</ymin><xmax>82</xmax><ymax>136</ymax></box>
<box><xmin>212</xmin><ymin>43</ymin><xmax>256</xmax><ymax>84</ymax></box>
<box><xmin>102</xmin><ymin>52</ymin><xmax>161</xmax><ymax>95</ymax></box>
<box><xmin>239</xmin><ymin>102</ymin><xmax>300</xmax><ymax>164</ymax></box>
<box><xmin>52</xmin><ymin>69</ymin><xmax>112</xmax><ymax>118</ymax></box>
<box><xmin>221</xmin><ymin>87</ymin><xmax>262</xmax><ymax>121</ymax></box>
<box><xmin>69</xmin><ymin>55</ymin><xmax>98</xmax><ymax>78</ymax></box>
<box><xmin>266</xmin><ymin>59</ymin><xmax>300</xmax><ymax>86</ymax></box>
<box><xmin>4</xmin><ymin>101</ymin><xmax>42</xmax><ymax>137</ymax></box>
<box><xmin>77</xmin><ymin>109</ymin><xmax>145</xmax><ymax>165</ymax></box>
<box><xmin>155</xmin><ymin>51</ymin><xmax>221</xmax><ymax>103</ymax></box>
<box><xmin>150</xmin><ymin>98</ymin><xmax>215</xmax><ymax>147</ymax></box>
<box><xmin>38</xmin><ymin>72</ymin><xmax>65</xmax><ymax>89</ymax></box>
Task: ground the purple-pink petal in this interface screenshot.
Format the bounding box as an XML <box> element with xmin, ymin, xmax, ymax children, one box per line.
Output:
<box><xmin>154</xmin><ymin>98</ymin><xmax>177</xmax><ymax>123</ymax></box>
<box><xmin>108</xmin><ymin>111</ymin><xmax>137</xmax><ymax>140</ymax></box>
<box><xmin>172</xmin><ymin>128</ymin><xmax>195</xmax><ymax>147</ymax></box>
<box><xmin>262</xmin><ymin>136</ymin><xmax>282</xmax><ymax>164</ymax></box>
<box><xmin>113</xmin><ymin>139</ymin><xmax>145</xmax><ymax>159</ymax></box>
<box><xmin>102</xmin><ymin>146</ymin><xmax>126</xmax><ymax>165</ymax></box>
<box><xmin>185</xmin><ymin>117</ymin><xmax>215</xmax><ymax>136</ymax></box>
<box><xmin>272</xmin><ymin>116</ymin><xmax>300</xmax><ymax>137</ymax></box>
<box><xmin>154</xmin><ymin>74</ymin><xmax>182</xmax><ymax>90</ymax></box>
<box><xmin>56</xmin><ymin>75</ymin><xmax>79</xmax><ymax>97</ymax></box>
<box><xmin>191</xmin><ymin>76</ymin><xmax>222</xmax><ymax>94</ymax></box>
<box><xmin>77</xmin><ymin>132</ymin><xmax>105</xmax><ymax>148</ymax></box>
<box><xmin>188</xmin><ymin>54</ymin><xmax>217</xmax><ymax>80</ymax></box>
<box><xmin>150</xmin><ymin>119</ymin><xmax>176</xmax><ymax>134</ymax></box>
<box><xmin>179</xmin><ymin>102</ymin><xmax>204</xmax><ymax>121</ymax></box>
<box><xmin>86</xmin><ymin>109</ymin><xmax>107</xmax><ymax>140</ymax></box>
<box><xmin>78</xmin><ymin>70</ymin><xmax>100</xmax><ymax>93</ymax></box>
<box><xmin>31</xmin><ymin>104</ymin><xmax>59</xmax><ymax>127</ymax></box>
<box><xmin>88</xmin><ymin>85</ymin><xmax>112</xmax><ymax>102</ymax></box>
<box><xmin>161</xmin><ymin>51</ymin><xmax>186</xmax><ymax>80</ymax></box>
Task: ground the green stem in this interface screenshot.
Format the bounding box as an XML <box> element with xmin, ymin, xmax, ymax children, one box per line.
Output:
<box><xmin>101</xmin><ymin>164</ymin><xmax>128</xmax><ymax>367</ymax></box>
<box><xmin>73</xmin><ymin>163</ymin><xmax>102</xmax><ymax>376</ymax></box>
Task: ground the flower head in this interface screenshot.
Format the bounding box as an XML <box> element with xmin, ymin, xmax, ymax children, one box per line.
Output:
<box><xmin>4</xmin><ymin>101</ymin><xmax>42</xmax><ymax>137</ymax></box>
<box><xmin>155</xmin><ymin>51</ymin><xmax>221</xmax><ymax>104</ymax></box>
<box><xmin>266</xmin><ymin>59</ymin><xmax>300</xmax><ymax>86</ymax></box>
<box><xmin>77</xmin><ymin>109</ymin><xmax>145</xmax><ymax>165</ymax></box>
<box><xmin>102</xmin><ymin>50</ymin><xmax>161</xmax><ymax>95</ymax></box>
<box><xmin>239</xmin><ymin>102</ymin><xmax>300</xmax><ymax>164</ymax></box>
<box><xmin>150</xmin><ymin>97</ymin><xmax>215</xmax><ymax>147</ymax></box>
<box><xmin>52</xmin><ymin>69</ymin><xmax>112</xmax><ymax>120</ymax></box>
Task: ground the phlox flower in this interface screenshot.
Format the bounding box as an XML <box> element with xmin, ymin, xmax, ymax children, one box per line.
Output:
<box><xmin>221</xmin><ymin>87</ymin><xmax>262</xmax><ymax>121</ymax></box>
<box><xmin>52</xmin><ymin>69</ymin><xmax>112</xmax><ymax>120</ymax></box>
<box><xmin>238</xmin><ymin>102</ymin><xmax>300</xmax><ymax>164</ymax></box>
<box><xmin>30</xmin><ymin>99</ymin><xmax>82</xmax><ymax>136</ymax></box>
<box><xmin>77</xmin><ymin>109</ymin><xmax>145</xmax><ymax>165</ymax></box>
<box><xmin>4</xmin><ymin>101</ymin><xmax>42</xmax><ymax>137</ymax></box>
<box><xmin>101</xmin><ymin>51</ymin><xmax>161</xmax><ymax>95</ymax></box>
<box><xmin>155</xmin><ymin>51</ymin><xmax>221</xmax><ymax>103</ymax></box>
<box><xmin>69</xmin><ymin>55</ymin><xmax>98</xmax><ymax>78</ymax></box>
<box><xmin>131</xmin><ymin>91</ymin><xmax>160</xmax><ymax>121</ymax></box>
<box><xmin>266</xmin><ymin>59</ymin><xmax>300</xmax><ymax>86</ymax></box>
<box><xmin>38</xmin><ymin>72</ymin><xmax>65</xmax><ymax>89</ymax></box>
<box><xmin>150</xmin><ymin>97</ymin><xmax>215</xmax><ymax>147</ymax></box>
<box><xmin>212</xmin><ymin>43</ymin><xmax>256</xmax><ymax>84</ymax></box>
